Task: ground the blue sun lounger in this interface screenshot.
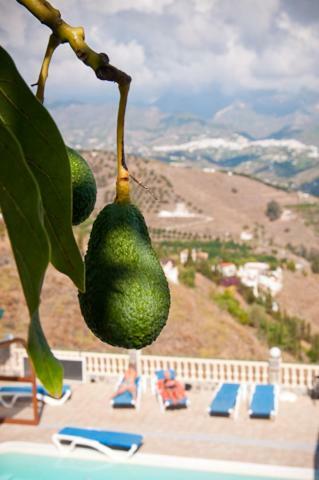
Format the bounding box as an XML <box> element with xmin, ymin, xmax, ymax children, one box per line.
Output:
<box><xmin>249</xmin><ymin>384</ymin><xmax>278</xmax><ymax>419</ymax></box>
<box><xmin>208</xmin><ymin>383</ymin><xmax>241</xmax><ymax>418</ymax></box>
<box><xmin>52</xmin><ymin>427</ymin><xmax>143</xmax><ymax>458</ymax></box>
<box><xmin>110</xmin><ymin>376</ymin><xmax>142</xmax><ymax>410</ymax></box>
<box><xmin>152</xmin><ymin>369</ymin><xmax>190</xmax><ymax>412</ymax></box>
<box><xmin>0</xmin><ymin>384</ymin><xmax>71</xmax><ymax>407</ymax></box>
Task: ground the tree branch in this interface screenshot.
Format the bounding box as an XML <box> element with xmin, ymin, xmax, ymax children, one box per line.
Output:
<box><xmin>17</xmin><ymin>0</ymin><xmax>131</xmax><ymax>86</ymax></box>
<box><xmin>35</xmin><ymin>33</ymin><xmax>61</xmax><ymax>103</ymax></box>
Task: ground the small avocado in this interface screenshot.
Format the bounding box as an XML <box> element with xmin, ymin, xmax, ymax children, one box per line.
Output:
<box><xmin>78</xmin><ymin>203</ymin><xmax>170</xmax><ymax>349</ymax></box>
<box><xmin>67</xmin><ymin>147</ymin><xmax>97</xmax><ymax>225</ymax></box>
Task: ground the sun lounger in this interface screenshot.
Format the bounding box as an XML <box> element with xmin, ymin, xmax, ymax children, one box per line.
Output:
<box><xmin>163</xmin><ymin>396</ymin><xmax>189</xmax><ymax>410</ymax></box>
<box><xmin>110</xmin><ymin>375</ymin><xmax>143</xmax><ymax>409</ymax></box>
<box><xmin>52</xmin><ymin>427</ymin><xmax>143</xmax><ymax>458</ymax></box>
<box><xmin>0</xmin><ymin>384</ymin><xmax>71</xmax><ymax>408</ymax></box>
<box><xmin>208</xmin><ymin>383</ymin><xmax>241</xmax><ymax>418</ymax></box>
<box><xmin>249</xmin><ymin>384</ymin><xmax>278</xmax><ymax>419</ymax></box>
<box><xmin>153</xmin><ymin>369</ymin><xmax>189</xmax><ymax>412</ymax></box>
<box><xmin>151</xmin><ymin>368</ymin><xmax>176</xmax><ymax>394</ymax></box>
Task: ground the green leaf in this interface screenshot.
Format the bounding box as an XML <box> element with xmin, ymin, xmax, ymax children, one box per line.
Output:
<box><xmin>28</xmin><ymin>310</ymin><xmax>63</xmax><ymax>397</ymax></box>
<box><xmin>0</xmin><ymin>121</ymin><xmax>62</xmax><ymax>394</ymax></box>
<box><xmin>0</xmin><ymin>120</ymin><xmax>49</xmax><ymax>316</ymax></box>
<box><xmin>0</xmin><ymin>46</ymin><xmax>84</xmax><ymax>291</ymax></box>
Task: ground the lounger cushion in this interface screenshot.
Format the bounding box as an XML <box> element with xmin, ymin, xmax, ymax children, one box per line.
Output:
<box><xmin>165</xmin><ymin>397</ymin><xmax>188</xmax><ymax>408</ymax></box>
<box><xmin>250</xmin><ymin>385</ymin><xmax>275</xmax><ymax>418</ymax></box>
<box><xmin>0</xmin><ymin>386</ymin><xmax>35</xmax><ymax>394</ymax></box>
<box><xmin>37</xmin><ymin>385</ymin><xmax>71</xmax><ymax>398</ymax></box>
<box><xmin>58</xmin><ymin>427</ymin><xmax>143</xmax><ymax>450</ymax></box>
<box><xmin>155</xmin><ymin>369</ymin><xmax>176</xmax><ymax>380</ymax></box>
<box><xmin>209</xmin><ymin>383</ymin><xmax>240</xmax><ymax>416</ymax></box>
<box><xmin>0</xmin><ymin>385</ymin><xmax>70</xmax><ymax>397</ymax></box>
<box><xmin>113</xmin><ymin>390</ymin><xmax>134</xmax><ymax>405</ymax></box>
<box><xmin>112</xmin><ymin>376</ymin><xmax>140</xmax><ymax>406</ymax></box>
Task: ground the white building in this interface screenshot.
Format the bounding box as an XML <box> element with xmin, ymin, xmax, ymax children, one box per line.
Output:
<box><xmin>180</xmin><ymin>249</ymin><xmax>189</xmax><ymax>265</ymax></box>
<box><xmin>158</xmin><ymin>203</ymin><xmax>197</xmax><ymax>218</ymax></box>
<box><xmin>280</xmin><ymin>209</ymin><xmax>295</xmax><ymax>222</ymax></box>
<box><xmin>238</xmin><ymin>262</ymin><xmax>282</xmax><ymax>297</ymax></box>
<box><xmin>180</xmin><ymin>248</ymin><xmax>209</xmax><ymax>264</ymax></box>
<box><xmin>196</xmin><ymin>250</ymin><xmax>209</xmax><ymax>261</ymax></box>
<box><xmin>161</xmin><ymin>260</ymin><xmax>179</xmax><ymax>285</ymax></box>
<box><xmin>218</xmin><ymin>262</ymin><xmax>237</xmax><ymax>278</ymax></box>
<box><xmin>240</xmin><ymin>231</ymin><xmax>253</xmax><ymax>241</ymax></box>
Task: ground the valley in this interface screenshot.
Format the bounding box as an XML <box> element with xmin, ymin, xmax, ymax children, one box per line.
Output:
<box><xmin>1</xmin><ymin>151</ymin><xmax>319</xmax><ymax>362</ymax></box>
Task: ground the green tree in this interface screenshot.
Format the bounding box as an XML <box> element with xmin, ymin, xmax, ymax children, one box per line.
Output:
<box><xmin>265</xmin><ymin>200</ymin><xmax>282</xmax><ymax>221</ymax></box>
<box><xmin>310</xmin><ymin>255</ymin><xmax>319</xmax><ymax>274</ymax></box>
<box><xmin>286</xmin><ymin>260</ymin><xmax>296</xmax><ymax>272</ymax></box>
<box><xmin>214</xmin><ymin>289</ymin><xmax>250</xmax><ymax>325</ymax></box>
<box><xmin>248</xmin><ymin>304</ymin><xmax>268</xmax><ymax>331</ymax></box>
<box><xmin>308</xmin><ymin>334</ymin><xmax>319</xmax><ymax>363</ymax></box>
<box><xmin>179</xmin><ymin>266</ymin><xmax>196</xmax><ymax>288</ymax></box>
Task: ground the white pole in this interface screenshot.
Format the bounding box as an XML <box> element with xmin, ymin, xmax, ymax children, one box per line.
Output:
<box><xmin>128</xmin><ymin>349</ymin><xmax>141</xmax><ymax>375</ymax></box>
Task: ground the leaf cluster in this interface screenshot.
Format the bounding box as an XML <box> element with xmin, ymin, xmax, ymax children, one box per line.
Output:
<box><xmin>0</xmin><ymin>47</ymin><xmax>84</xmax><ymax>395</ymax></box>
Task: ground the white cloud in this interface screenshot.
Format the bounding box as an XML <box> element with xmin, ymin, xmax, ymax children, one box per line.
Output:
<box><xmin>1</xmin><ymin>0</ymin><xmax>318</xmax><ymax>104</ymax></box>
<box><xmin>0</xmin><ymin>3</ymin><xmax>27</xmax><ymax>49</ymax></box>
<box><xmin>50</xmin><ymin>0</ymin><xmax>174</xmax><ymax>16</ymax></box>
<box><xmin>87</xmin><ymin>0</ymin><xmax>174</xmax><ymax>15</ymax></box>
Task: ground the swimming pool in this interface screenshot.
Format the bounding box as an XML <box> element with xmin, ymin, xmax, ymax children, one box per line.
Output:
<box><xmin>0</xmin><ymin>452</ymin><xmax>297</xmax><ymax>480</ymax></box>
<box><xmin>0</xmin><ymin>443</ymin><xmax>312</xmax><ymax>480</ymax></box>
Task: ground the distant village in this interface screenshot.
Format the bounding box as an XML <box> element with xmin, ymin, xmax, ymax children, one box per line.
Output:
<box><xmin>161</xmin><ymin>247</ymin><xmax>283</xmax><ymax>301</ymax></box>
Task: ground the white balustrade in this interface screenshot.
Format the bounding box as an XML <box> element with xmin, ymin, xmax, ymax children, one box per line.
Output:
<box><xmin>281</xmin><ymin>362</ymin><xmax>318</xmax><ymax>388</ymax></box>
<box><xmin>7</xmin><ymin>344</ymin><xmax>318</xmax><ymax>389</ymax></box>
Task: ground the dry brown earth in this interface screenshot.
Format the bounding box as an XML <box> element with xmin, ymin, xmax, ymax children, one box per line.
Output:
<box><xmin>85</xmin><ymin>150</ymin><xmax>319</xmax><ymax>249</ymax></box>
<box><xmin>278</xmin><ymin>270</ymin><xmax>319</xmax><ymax>333</ymax></box>
<box><xmin>1</xmin><ymin>152</ymin><xmax>318</xmax><ymax>360</ymax></box>
<box><xmin>0</xmin><ymin>237</ymin><xmax>270</xmax><ymax>360</ymax></box>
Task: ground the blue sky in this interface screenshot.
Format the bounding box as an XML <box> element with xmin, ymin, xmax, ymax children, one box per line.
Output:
<box><xmin>1</xmin><ymin>0</ymin><xmax>319</xmax><ymax>117</ymax></box>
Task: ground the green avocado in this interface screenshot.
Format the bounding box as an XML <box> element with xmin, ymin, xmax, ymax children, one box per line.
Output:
<box><xmin>67</xmin><ymin>147</ymin><xmax>97</xmax><ymax>225</ymax></box>
<box><xmin>78</xmin><ymin>203</ymin><xmax>170</xmax><ymax>349</ymax></box>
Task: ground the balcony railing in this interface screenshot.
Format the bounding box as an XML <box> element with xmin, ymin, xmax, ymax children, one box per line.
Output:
<box><xmin>2</xmin><ymin>345</ymin><xmax>318</xmax><ymax>389</ymax></box>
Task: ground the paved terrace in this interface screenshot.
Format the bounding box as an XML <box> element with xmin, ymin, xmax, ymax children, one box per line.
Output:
<box><xmin>0</xmin><ymin>379</ymin><xmax>318</xmax><ymax>469</ymax></box>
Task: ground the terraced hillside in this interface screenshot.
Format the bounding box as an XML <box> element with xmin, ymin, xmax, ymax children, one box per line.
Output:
<box><xmin>84</xmin><ymin>150</ymin><xmax>319</xmax><ymax>249</ymax></box>
<box><xmin>1</xmin><ymin>151</ymin><xmax>318</xmax><ymax>361</ymax></box>
<box><xmin>0</xmin><ymin>233</ymin><xmax>271</xmax><ymax>360</ymax></box>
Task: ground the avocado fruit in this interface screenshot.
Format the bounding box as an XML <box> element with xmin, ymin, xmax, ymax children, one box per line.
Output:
<box><xmin>68</xmin><ymin>147</ymin><xmax>97</xmax><ymax>225</ymax></box>
<box><xmin>78</xmin><ymin>202</ymin><xmax>170</xmax><ymax>349</ymax></box>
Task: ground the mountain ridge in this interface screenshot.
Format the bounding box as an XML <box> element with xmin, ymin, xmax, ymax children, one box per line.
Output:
<box><xmin>50</xmin><ymin>101</ymin><xmax>319</xmax><ymax>196</ymax></box>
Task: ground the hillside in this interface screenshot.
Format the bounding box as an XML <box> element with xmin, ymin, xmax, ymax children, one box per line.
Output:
<box><xmin>0</xmin><ymin>235</ymin><xmax>270</xmax><ymax>360</ymax></box>
<box><xmin>1</xmin><ymin>152</ymin><xmax>318</xmax><ymax>361</ymax></box>
<box><xmin>278</xmin><ymin>270</ymin><xmax>319</xmax><ymax>333</ymax></box>
<box><xmin>84</xmin><ymin>150</ymin><xmax>319</xmax><ymax>250</ymax></box>
<box><xmin>145</xmin><ymin>274</ymin><xmax>271</xmax><ymax>360</ymax></box>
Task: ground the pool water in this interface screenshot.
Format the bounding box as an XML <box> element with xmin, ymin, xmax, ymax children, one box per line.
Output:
<box><xmin>0</xmin><ymin>453</ymin><xmax>293</xmax><ymax>480</ymax></box>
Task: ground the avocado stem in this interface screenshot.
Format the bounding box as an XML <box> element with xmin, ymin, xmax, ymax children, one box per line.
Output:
<box><xmin>35</xmin><ymin>33</ymin><xmax>61</xmax><ymax>104</ymax></box>
<box><xmin>116</xmin><ymin>82</ymin><xmax>131</xmax><ymax>204</ymax></box>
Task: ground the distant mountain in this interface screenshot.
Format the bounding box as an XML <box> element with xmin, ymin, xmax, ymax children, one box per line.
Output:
<box><xmin>211</xmin><ymin>100</ymin><xmax>319</xmax><ymax>145</ymax></box>
<box><xmin>49</xmin><ymin>100</ymin><xmax>319</xmax><ymax>195</ymax></box>
<box><xmin>152</xmin><ymin>134</ymin><xmax>319</xmax><ymax>191</ymax></box>
<box><xmin>301</xmin><ymin>177</ymin><xmax>319</xmax><ymax>196</ymax></box>
<box><xmin>212</xmin><ymin>101</ymin><xmax>288</xmax><ymax>138</ymax></box>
